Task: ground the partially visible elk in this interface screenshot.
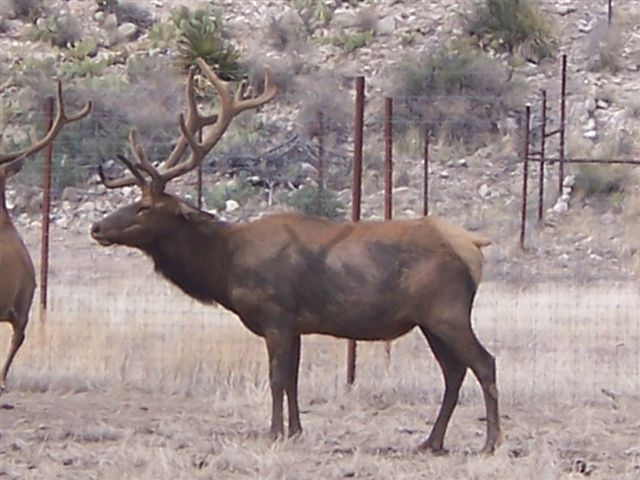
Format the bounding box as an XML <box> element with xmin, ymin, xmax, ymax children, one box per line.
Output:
<box><xmin>91</xmin><ymin>58</ymin><xmax>500</xmax><ymax>454</ymax></box>
<box><xmin>0</xmin><ymin>82</ymin><xmax>91</xmax><ymax>392</ymax></box>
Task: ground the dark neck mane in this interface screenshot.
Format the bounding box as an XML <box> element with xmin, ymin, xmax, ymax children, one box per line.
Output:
<box><xmin>145</xmin><ymin>213</ymin><xmax>234</xmax><ymax>310</ymax></box>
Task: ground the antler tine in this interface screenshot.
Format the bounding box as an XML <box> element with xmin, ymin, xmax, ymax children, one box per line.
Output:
<box><xmin>99</xmin><ymin>154</ymin><xmax>146</xmax><ymax>189</ymax></box>
<box><xmin>159</xmin><ymin>66</ymin><xmax>219</xmax><ymax>171</ymax></box>
<box><xmin>0</xmin><ymin>80</ymin><xmax>92</xmax><ymax>164</ymax></box>
<box><xmin>129</xmin><ymin>128</ymin><xmax>166</xmax><ymax>192</ymax></box>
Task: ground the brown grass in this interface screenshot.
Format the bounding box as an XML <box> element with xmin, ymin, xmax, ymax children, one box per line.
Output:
<box><xmin>1</xmin><ymin>243</ymin><xmax>639</xmax><ymax>479</ymax></box>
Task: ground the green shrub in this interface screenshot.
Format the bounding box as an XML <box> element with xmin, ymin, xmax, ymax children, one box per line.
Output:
<box><xmin>294</xmin><ymin>0</ymin><xmax>334</xmax><ymax>33</ymax></box>
<box><xmin>204</xmin><ymin>177</ymin><xmax>260</xmax><ymax>212</ymax></box>
<box><xmin>28</xmin><ymin>14</ymin><xmax>83</xmax><ymax>48</ymax></box>
<box><xmin>286</xmin><ymin>185</ymin><xmax>345</xmax><ymax>219</ymax></box>
<box><xmin>393</xmin><ymin>41</ymin><xmax>524</xmax><ymax>147</ymax></box>
<box><xmin>65</xmin><ymin>38</ymin><xmax>99</xmax><ymax>61</ymax></box>
<box><xmin>62</xmin><ymin>58</ymin><xmax>108</xmax><ymax>79</ymax></box>
<box><xmin>466</xmin><ymin>0</ymin><xmax>556</xmax><ymax>61</ymax></box>
<box><xmin>170</xmin><ymin>5</ymin><xmax>243</xmax><ymax>80</ymax></box>
<box><xmin>147</xmin><ymin>21</ymin><xmax>180</xmax><ymax>49</ymax></box>
<box><xmin>320</xmin><ymin>29</ymin><xmax>375</xmax><ymax>53</ymax></box>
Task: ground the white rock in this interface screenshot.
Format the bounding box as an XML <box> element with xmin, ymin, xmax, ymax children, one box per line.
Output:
<box><xmin>563</xmin><ymin>175</ymin><xmax>576</xmax><ymax>188</ymax></box>
<box><xmin>117</xmin><ymin>22</ymin><xmax>138</xmax><ymax>42</ymax></box>
<box><xmin>478</xmin><ymin>184</ymin><xmax>490</xmax><ymax>198</ymax></box>
<box><xmin>377</xmin><ymin>17</ymin><xmax>396</xmax><ymax>35</ymax></box>
<box><xmin>456</xmin><ymin>158</ymin><xmax>468</xmax><ymax>168</ymax></box>
<box><xmin>583</xmin><ymin>130</ymin><xmax>597</xmax><ymax>139</ymax></box>
<box><xmin>439</xmin><ymin>170</ymin><xmax>449</xmax><ymax>179</ymax></box>
<box><xmin>225</xmin><ymin>199</ymin><xmax>240</xmax><ymax>212</ymax></box>
<box><xmin>583</xmin><ymin>117</ymin><xmax>596</xmax><ymax>131</ymax></box>
<box><xmin>552</xmin><ymin>199</ymin><xmax>568</xmax><ymax>213</ymax></box>
<box><xmin>585</xmin><ymin>98</ymin><xmax>597</xmax><ymax>114</ymax></box>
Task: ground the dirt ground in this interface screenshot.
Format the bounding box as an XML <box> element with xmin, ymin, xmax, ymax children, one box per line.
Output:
<box><xmin>1</xmin><ymin>232</ymin><xmax>639</xmax><ymax>479</ymax></box>
<box><xmin>1</xmin><ymin>386</ymin><xmax>639</xmax><ymax>480</ymax></box>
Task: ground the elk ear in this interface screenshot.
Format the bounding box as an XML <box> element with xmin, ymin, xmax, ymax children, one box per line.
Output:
<box><xmin>177</xmin><ymin>201</ymin><xmax>201</xmax><ymax>221</ymax></box>
<box><xmin>1</xmin><ymin>156</ymin><xmax>26</xmax><ymax>178</ymax></box>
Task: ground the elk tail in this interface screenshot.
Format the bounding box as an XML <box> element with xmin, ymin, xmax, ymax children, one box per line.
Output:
<box><xmin>428</xmin><ymin>217</ymin><xmax>491</xmax><ymax>288</ymax></box>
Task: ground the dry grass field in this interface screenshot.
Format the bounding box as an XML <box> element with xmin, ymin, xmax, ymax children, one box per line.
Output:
<box><xmin>1</xmin><ymin>238</ymin><xmax>639</xmax><ymax>479</ymax></box>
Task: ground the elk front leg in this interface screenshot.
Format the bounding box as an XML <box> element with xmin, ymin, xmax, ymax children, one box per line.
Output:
<box><xmin>0</xmin><ymin>318</ymin><xmax>26</xmax><ymax>393</ymax></box>
<box><xmin>264</xmin><ymin>329</ymin><xmax>296</xmax><ymax>439</ymax></box>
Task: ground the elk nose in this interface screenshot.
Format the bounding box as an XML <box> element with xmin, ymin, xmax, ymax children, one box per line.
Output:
<box><xmin>91</xmin><ymin>223</ymin><xmax>101</xmax><ymax>237</ymax></box>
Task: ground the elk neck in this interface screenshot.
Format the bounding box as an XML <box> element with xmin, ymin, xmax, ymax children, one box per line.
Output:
<box><xmin>145</xmin><ymin>212</ymin><xmax>235</xmax><ymax>310</ymax></box>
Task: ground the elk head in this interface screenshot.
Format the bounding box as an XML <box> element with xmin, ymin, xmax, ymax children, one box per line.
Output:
<box><xmin>91</xmin><ymin>58</ymin><xmax>276</xmax><ymax>249</ymax></box>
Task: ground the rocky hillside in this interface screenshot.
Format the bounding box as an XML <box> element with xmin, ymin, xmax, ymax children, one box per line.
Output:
<box><xmin>1</xmin><ymin>0</ymin><xmax>639</xmax><ymax>282</ymax></box>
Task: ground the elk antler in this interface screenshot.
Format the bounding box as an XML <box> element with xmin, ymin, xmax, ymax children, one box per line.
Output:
<box><xmin>102</xmin><ymin>58</ymin><xmax>277</xmax><ymax>192</ymax></box>
<box><xmin>0</xmin><ymin>80</ymin><xmax>92</xmax><ymax>165</ymax></box>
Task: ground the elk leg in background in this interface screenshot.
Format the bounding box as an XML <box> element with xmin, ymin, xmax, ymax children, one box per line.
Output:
<box><xmin>264</xmin><ymin>328</ymin><xmax>298</xmax><ymax>439</ymax></box>
<box><xmin>418</xmin><ymin>326</ymin><xmax>467</xmax><ymax>453</ymax></box>
<box><xmin>0</xmin><ymin>314</ymin><xmax>26</xmax><ymax>392</ymax></box>
<box><xmin>286</xmin><ymin>334</ymin><xmax>302</xmax><ymax>437</ymax></box>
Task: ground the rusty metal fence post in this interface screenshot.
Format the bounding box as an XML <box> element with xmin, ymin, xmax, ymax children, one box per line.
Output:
<box><xmin>520</xmin><ymin>105</ymin><xmax>531</xmax><ymax>249</ymax></box>
<box><xmin>196</xmin><ymin>128</ymin><xmax>203</xmax><ymax>209</ymax></box>
<box><xmin>608</xmin><ymin>0</ymin><xmax>613</xmax><ymax>26</ymax></box>
<box><xmin>538</xmin><ymin>90</ymin><xmax>547</xmax><ymax>221</ymax></box>
<box><xmin>423</xmin><ymin>128</ymin><xmax>430</xmax><ymax>216</ymax></box>
<box><xmin>558</xmin><ymin>54</ymin><xmax>567</xmax><ymax>197</ymax></box>
<box><xmin>383</xmin><ymin>97</ymin><xmax>393</xmax><ymax>362</ymax></box>
<box><xmin>39</xmin><ymin>96</ymin><xmax>55</xmax><ymax>321</ymax></box>
<box><xmin>317</xmin><ymin>110</ymin><xmax>325</xmax><ymax>214</ymax></box>
<box><xmin>347</xmin><ymin>76</ymin><xmax>365</xmax><ymax>385</ymax></box>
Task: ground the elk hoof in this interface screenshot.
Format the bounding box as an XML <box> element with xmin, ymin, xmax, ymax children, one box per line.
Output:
<box><xmin>417</xmin><ymin>442</ymin><xmax>449</xmax><ymax>456</ymax></box>
<box><xmin>288</xmin><ymin>426</ymin><xmax>303</xmax><ymax>438</ymax></box>
<box><xmin>479</xmin><ymin>444</ymin><xmax>496</xmax><ymax>456</ymax></box>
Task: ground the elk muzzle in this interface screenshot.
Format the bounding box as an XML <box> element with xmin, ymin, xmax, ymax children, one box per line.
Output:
<box><xmin>90</xmin><ymin>222</ymin><xmax>113</xmax><ymax>246</ymax></box>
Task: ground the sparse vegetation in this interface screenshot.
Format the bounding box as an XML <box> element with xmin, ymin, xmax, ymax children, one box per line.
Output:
<box><xmin>587</xmin><ymin>20</ymin><xmax>623</xmax><ymax>73</ymax></box>
<box><xmin>7</xmin><ymin>0</ymin><xmax>44</xmax><ymax>21</ymax></box>
<box><xmin>28</xmin><ymin>14</ymin><xmax>83</xmax><ymax>48</ymax></box>
<box><xmin>574</xmin><ymin>164</ymin><xmax>630</xmax><ymax>199</ymax></box>
<box><xmin>96</xmin><ymin>0</ymin><xmax>155</xmax><ymax>30</ymax></box>
<box><xmin>320</xmin><ymin>29</ymin><xmax>375</xmax><ymax>53</ymax></box>
<box><xmin>466</xmin><ymin>0</ymin><xmax>556</xmax><ymax>61</ymax></box>
<box><xmin>393</xmin><ymin>41</ymin><xmax>524</xmax><ymax>148</ymax></box>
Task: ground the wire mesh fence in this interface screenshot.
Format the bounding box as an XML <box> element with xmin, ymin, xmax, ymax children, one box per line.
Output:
<box><xmin>2</xmin><ymin>79</ymin><xmax>639</xmax><ymax>409</ymax></box>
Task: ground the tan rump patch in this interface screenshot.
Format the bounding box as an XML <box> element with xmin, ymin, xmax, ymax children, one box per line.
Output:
<box><xmin>428</xmin><ymin>216</ymin><xmax>491</xmax><ymax>287</ymax></box>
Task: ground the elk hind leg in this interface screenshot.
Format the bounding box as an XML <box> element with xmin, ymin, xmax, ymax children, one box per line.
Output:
<box><xmin>430</xmin><ymin>322</ymin><xmax>500</xmax><ymax>454</ymax></box>
<box><xmin>418</xmin><ymin>326</ymin><xmax>467</xmax><ymax>454</ymax></box>
<box><xmin>0</xmin><ymin>314</ymin><xmax>26</xmax><ymax>393</ymax></box>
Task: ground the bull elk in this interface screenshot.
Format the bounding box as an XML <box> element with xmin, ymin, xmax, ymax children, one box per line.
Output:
<box><xmin>0</xmin><ymin>82</ymin><xmax>91</xmax><ymax>393</ymax></box>
<box><xmin>91</xmin><ymin>58</ymin><xmax>500</xmax><ymax>454</ymax></box>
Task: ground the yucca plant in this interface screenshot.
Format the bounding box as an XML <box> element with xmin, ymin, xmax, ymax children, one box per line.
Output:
<box><xmin>171</xmin><ymin>5</ymin><xmax>243</xmax><ymax>81</ymax></box>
